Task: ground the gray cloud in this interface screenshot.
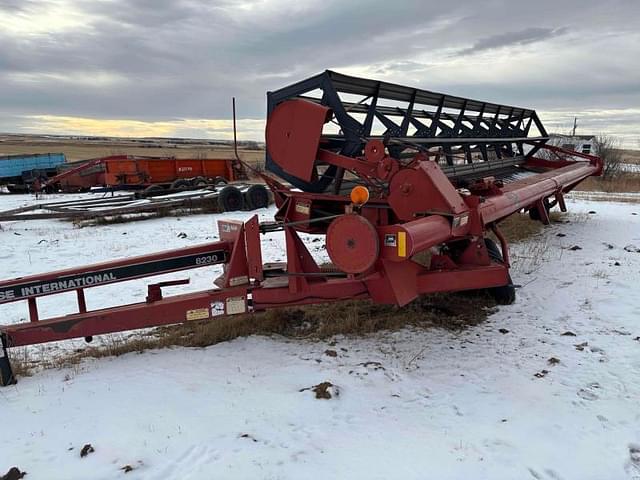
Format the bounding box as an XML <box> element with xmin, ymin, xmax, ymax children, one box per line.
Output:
<box><xmin>0</xmin><ymin>0</ymin><xmax>37</xmax><ymax>12</ymax></box>
<box><xmin>0</xmin><ymin>0</ymin><xmax>638</xmax><ymax>145</ymax></box>
<box><xmin>459</xmin><ymin>27</ymin><xmax>569</xmax><ymax>55</ymax></box>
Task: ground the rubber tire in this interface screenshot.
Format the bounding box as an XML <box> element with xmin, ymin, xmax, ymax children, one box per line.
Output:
<box><xmin>217</xmin><ymin>185</ymin><xmax>244</xmax><ymax>212</ymax></box>
<box><xmin>244</xmin><ymin>184</ymin><xmax>269</xmax><ymax>210</ymax></box>
<box><xmin>170</xmin><ymin>179</ymin><xmax>190</xmax><ymax>190</ymax></box>
<box><xmin>529</xmin><ymin>198</ymin><xmax>551</xmax><ymax>221</ymax></box>
<box><xmin>192</xmin><ymin>176</ymin><xmax>208</xmax><ymax>188</ymax></box>
<box><xmin>485</xmin><ymin>238</ymin><xmax>516</xmax><ymax>305</ymax></box>
<box><xmin>143</xmin><ymin>184</ymin><xmax>165</xmax><ymax>196</ymax></box>
<box><xmin>214</xmin><ymin>176</ymin><xmax>228</xmax><ymax>186</ymax></box>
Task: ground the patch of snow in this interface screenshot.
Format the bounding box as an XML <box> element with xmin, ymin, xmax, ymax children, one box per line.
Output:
<box><xmin>620</xmin><ymin>163</ymin><xmax>640</xmax><ymax>174</ymax></box>
<box><xmin>0</xmin><ymin>194</ymin><xmax>639</xmax><ymax>479</ymax></box>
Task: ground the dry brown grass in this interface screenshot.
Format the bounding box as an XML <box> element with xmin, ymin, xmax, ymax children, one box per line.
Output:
<box><xmin>489</xmin><ymin>210</ymin><xmax>563</xmax><ymax>244</ymax></box>
<box><xmin>495</xmin><ymin>213</ymin><xmax>543</xmax><ymax>243</ymax></box>
<box><xmin>567</xmin><ymin>191</ymin><xmax>640</xmax><ymax>203</ymax></box>
<box><xmin>573</xmin><ymin>173</ymin><xmax>640</xmax><ymax>193</ymax></box>
<box><xmin>617</xmin><ymin>148</ymin><xmax>640</xmax><ymax>165</ymax></box>
<box><xmin>9</xmin><ymin>348</ymin><xmax>36</xmax><ymax>378</ymax></box>
<box><xmin>13</xmin><ymin>292</ymin><xmax>498</xmax><ymax>376</ymax></box>
<box><xmin>28</xmin><ymin>292</ymin><xmax>496</xmax><ymax>375</ymax></box>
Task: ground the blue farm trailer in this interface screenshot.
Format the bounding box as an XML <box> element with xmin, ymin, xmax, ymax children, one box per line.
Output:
<box><xmin>0</xmin><ymin>153</ymin><xmax>66</xmax><ymax>193</ymax></box>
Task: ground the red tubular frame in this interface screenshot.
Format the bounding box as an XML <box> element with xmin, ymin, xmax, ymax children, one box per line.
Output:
<box><xmin>480</xmin><ymin>161</ymin><xmax>598</xmax><ymax>224</ymax></box>
<box><xmin>0</xmin><ymin>242</ymin><xmax>232</xmax><ymax>308</ymax></box>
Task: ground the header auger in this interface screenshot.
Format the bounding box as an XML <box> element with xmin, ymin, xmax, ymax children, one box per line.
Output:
<box><xmin>0</xmin><ymin>71</ymin><xmax>602</xmax><ymax>385</ymax></box>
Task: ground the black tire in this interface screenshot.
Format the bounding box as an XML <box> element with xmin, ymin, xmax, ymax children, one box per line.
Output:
<box><xmin>170</xmin><ymin>179</ymin><xmax>190</xmax><ymax>190</ymax></box>
<box><xmin>484</xmin><ymin>238</ymin><xmax>516</xmax><ymax>305</ymax></box>
<box><xmin>192</xmin><ymin>176</ymin><xmax>208</xmax><ymax>188</ymax></box>
<box><xmin>143</xmin><ymin>184</ymin><xmax>165</xmax><ymax>196</ymax></box>
<box><xmin>244</xmin><ymin>184</ymin><xmax>269</xmax><ymax>210</ymax></box>
<box><xmin>217</xmin><ymin>186</ymin><xmax>244</xmax><ymax>212</ymax></box>
<box><xmin>528</xmin><ymin>198</ymin><xmax>551</xmax><ymax>221</ymax></box>
<box><xmin>214</xmin><ymin>176</ymin><xmax>228</xmax><ymax>186</ymax></box>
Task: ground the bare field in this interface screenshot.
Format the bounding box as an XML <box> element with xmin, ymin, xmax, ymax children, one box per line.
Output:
<box><xmin>2</xmin><ymin>134</ymin><xmax>637</xmax><ymax>192</ymax></box>
<box><xmin>0</xmin><ymin>134</ymin><xmax>265</xmax><ymax>166</ymax></box>
<box><xmin>618</xmin><ymin>148</ymin><xmax>640</xmax><ymax>164</ymax></box>
<box><xmin>574</xmin><ymin>172</ymin><xmax>640</xmax><ymax>193</ymax></box>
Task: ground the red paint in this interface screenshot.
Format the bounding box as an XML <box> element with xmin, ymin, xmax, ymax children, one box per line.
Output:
<box><xmin>326</xmin><ymin>214</ymin><xmax>379</xmax><ymax>273</ymax></box>
<box><xmin>266</xmin><ymin>99</ymin><xmax>331</xmax><ymax>182</ymax></box>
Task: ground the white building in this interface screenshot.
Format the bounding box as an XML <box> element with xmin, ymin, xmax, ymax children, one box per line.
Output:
<box><xmin>548</xmin><ymin>134</ymin><xmax>597</xmax><ymax>155</ymax></box>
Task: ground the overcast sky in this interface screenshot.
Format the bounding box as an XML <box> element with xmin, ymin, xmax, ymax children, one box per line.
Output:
<box><xmin>0</xmin><ymin>0</ymin><xmax>638</xmax><ymax>146</ymax></box>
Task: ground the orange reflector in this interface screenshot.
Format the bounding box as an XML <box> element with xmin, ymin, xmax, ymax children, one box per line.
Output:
<box><xmin>350</xmin><ymin>186</ymin><xmax>370</xmax><ymax>206</ymax></box>
<box><xmin>397</xmin><ymin>231</ymin><xmax>407</xmax><ymax>257</ymax></box>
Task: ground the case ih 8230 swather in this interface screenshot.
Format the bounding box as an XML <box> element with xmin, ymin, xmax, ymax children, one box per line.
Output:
<box><xmin>0</xmin><ymin>71</ymin><xmax>602</xmax><ymax>385</ymax></box>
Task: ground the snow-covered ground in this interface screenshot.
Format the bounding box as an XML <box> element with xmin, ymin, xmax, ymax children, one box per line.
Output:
<box><xmin>621</xmin><ymin>163</ymin><xmax>640</xmax><ymax>174</ymax></box>
<box><xmin>1</xmin><ymin>192</ymin><xmax>639</xmax><ymax>479</ymax></box>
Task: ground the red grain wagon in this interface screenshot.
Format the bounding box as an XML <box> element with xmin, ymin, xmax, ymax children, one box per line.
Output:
<box><xmin>47</xmin><ymin>155</ymin><xmax>239</xmax><ymax>192</ymax></box>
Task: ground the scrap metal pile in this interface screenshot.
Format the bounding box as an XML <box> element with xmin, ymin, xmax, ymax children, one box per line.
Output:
<box><xmin>0</xmin><ymin>71</ymin><xmax>602</xmax><ymax>385</ymax></box>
